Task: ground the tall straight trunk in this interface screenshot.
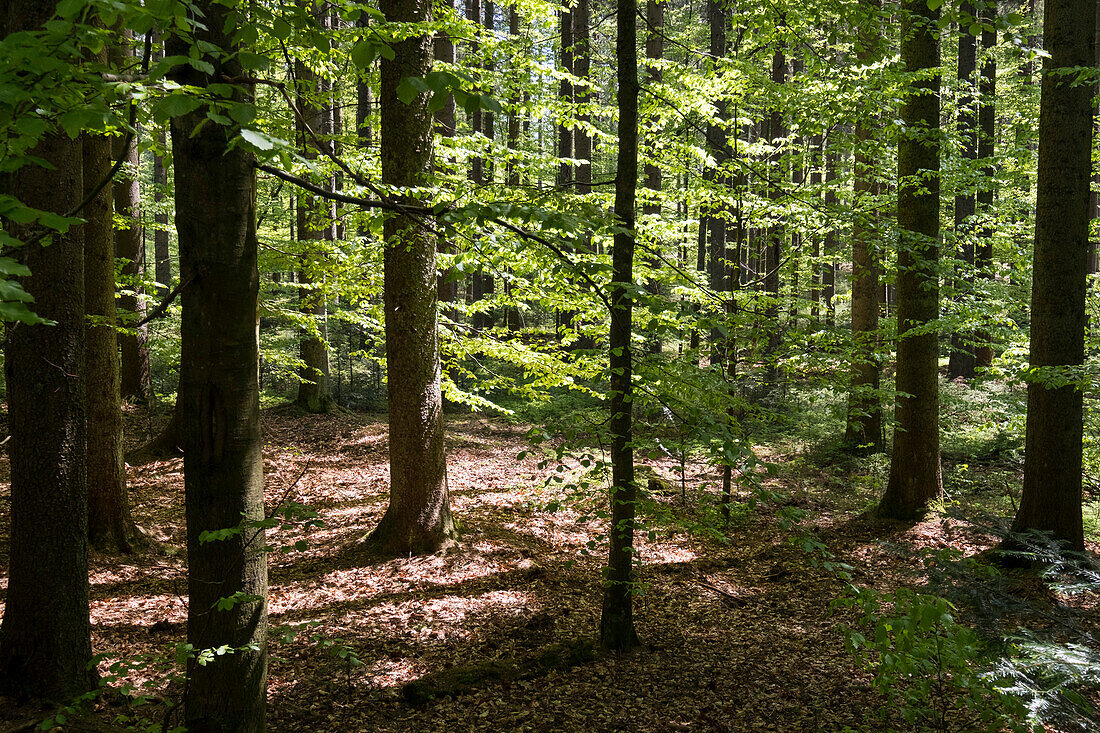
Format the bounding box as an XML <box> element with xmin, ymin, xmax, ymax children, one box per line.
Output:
<box><xmin>435</xmin><ymin>7</ymin><xmax>459</xmax><ymax>312</ymax></box>
<box><xmin>505</xmin><ymin>4</ymin><xmax>523</xmax><ymax>330</ymax></box>
<box><xmin>881</xmin><ymin>0</ymin><xmax>943</xmax><ymax>520</ymax></box>
<box><xmin>473</xmin><ymin>0</ymin><xmax>496</xmax><ymax>322</ymax></box>
<box><xmin>764</xmin><ymin>48</ymin><xmax>785</xmax><ymax>379</ymax></box>
<box><xmin>1010</xmin><ymin>0</ymin><xmax>1095</xmax><ymax>552</ymax></box>
<box><xmin>974</xmin><ymin>21</ymin><xmax>997</xmax><ymax>368</ymax></box>
<box><xmin>114</xmin><ymin>31</ymin><xmax>151</xmax><ymax>404</ymax></box>
<box><xmin>809</xmin><ymin>134</ymin><xmax>822</xmax><ymax>322</ymax></box>
<box><xmin>948</xmin><ymin>0</ymin><xmax>978</xmax><ymax>379</ymax></box>
<box><xmin>0</xmin><ymin>5</ymin><xmax>92</xmax><ymax>702</ymax></box>
<box><xmin>823</xmin><ymin>148</ymin><xmax>837</xmax><ymax>327</ymax></box>
<box><xmin>370</xmin><ymin>0</ymin><xmax>456</xmax><ymax>556</ymax></box>
<box><xmin>153</xmin><ymin>129</ymin><xmax>172</xmax><ymax>297</ymax></box>
<box><xmin>169</xmin><ymin>4</ymin><xmax>268</xmax><ymax>727</ymax></box>
<box><xmin>845</xmin><ymin>0</ymin><xmax>883</xmax><ymax>452</ymax></box>
<box><xmin>294</xmin><ymin>57</ymin><xmax>334</xmax><ymax>413</ymax></box>
<box><xmin>554</xmin><ymin>1</ymin><xmax>574</xmax><ymax>341</ymax></box>
<box><xmin>706</xmin><ymin>0</ymin><xmax>728</xmax><ymax>363</ymax></box>
<box><xmin>643</xmin><ymin>0</ymin><xmax>664</xmax><ymax>355</ymax></box>
<box><xmin>85</xmin><ymin>127</ymin><xmax>139</xmax><ymax>553</ymax></box>
<box><xmin>601</xmin><ymin>0</ymin><xmax>640</xmax><ymax>652</ymax></box>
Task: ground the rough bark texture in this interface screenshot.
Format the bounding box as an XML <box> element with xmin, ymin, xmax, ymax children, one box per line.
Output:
<box><xmin>434</xmin><ymin>9</ymin><xmax>459</xmax><ymax>312</ymax></box>
<box><xmin>600</xmin><ymin>0</ymin><xmax>640</xmax><ymax>652</ymax></box>
<box><xmin>85</xmin><ymin>127</ymin><xmax>139</xmax><ymax>554</ymax></box>
<box><xmin>369</xmin><ymin>0</ymin><xmax>456</xmax><ymax>556</ymax></box>
<box><xmin>948</xmin><ymin>1</ymin><xmax>978</xmax><ymax>379</ymax></box>
<box><xmin>0</xmin><ymin>6</ymin><xmax>92</xmax><ymax>699</ymax></box>
<box><xmin>295</xmin><ymin>56</ymin><xmax>335</xmax><ymax>414</ymax></box>
<box><xmin>169</xmin><ymin>2</ymin><xmax>268</xmax><ymax>727</ymax></box>
<box><xmin>1011</xmin><ymin>0</ymin><xmax>1095</xmax><ymax>552</ymax></box>
<box><xmin>844</xmin><ymin>0</ymin><xmax>883</xmax><ymax>452</ymax></box>
<box><xmin>706</xmin><ymin>0</ymin><xmax>728</xmax><ymax>362</ymax></box>
<box><xmin>764</xmin><ymin>48</ymin><xmax>785</xmax><ymax>376</ymax></box>
<box><xmin>881</xmin><ymin>0</ymin><xmax>943</xmax><ymax>520</ymax></box>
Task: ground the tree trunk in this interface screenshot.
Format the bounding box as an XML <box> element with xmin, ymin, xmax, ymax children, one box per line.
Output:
<box><xmin>435</xmin><ymin>6</ymin><xmax>459</xmax><ymax>313</ymax></box>
<box><xmin>844</xmin><ymin>0</ymin><xmax>883</xmax><ymax>452</ymax></box>
<box><xmin>974</xmin><ymin>20</ymin><xmax>997</xmax><ymax>368</ymax></box>
<box><xmin>600</xmin><ymin>0</ymin><xmax>640</xmax><ymax>652</ymax></box>
<box><xmin>0</xmin><ymin>6</ymin><xmax>93</xmax><ymax>702</ymax></box>
<box><xmin>643</xmin><ymin>0</ymin><xmax>664</xmax><ymax>355</ymax></box>
<box><xmin>763</xmin><ymin>48</ymin><xmax>785</xmax><ymax>382</ymax></box>
<box><xmin>169</xmin><ymin>4</ymin><xmax>268</xmax><ymax>727</ymax></box>
<box><xmin>1010</xmin><ymin>0</ymin><xmax>1095</xmax><ymax>552</ymax></box>
<box><xmin>114</xmin><ymin>32</ymin><xmax>151</xmax><ymax>405</ymax></box>
<box><xmin>153</xmin><ymin>129</ymin><xmax>172</xmax><ymax>297</ymax></box>
<box><xmin>294</xmin><ymin>55</ymin><xmax>335</xmax><ymax>414</ymax></box>
<box><xmin>880</xmin><ymin>0</ymin><xmax>943</xmax><ymax>520</ymax></box>
<box><xmin>369</xmin><ymin>0</ymin><xmax>456</xmax><ymax>556</ymax></box>
<box><xmin>85</xmin><ymin>124</ymin><xmax>140</xmax><ymax>553</ymax></box>
<box><xmin>947</xmin><ymin>0</ymin><xmax>978</xmax><ymax>379</ymax></box>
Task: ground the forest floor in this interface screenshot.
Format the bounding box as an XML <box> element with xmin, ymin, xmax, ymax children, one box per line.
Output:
<box><xmin>0</xmin><ymin>405</ymin><xmax>1098</xmax><ymax>732</ymax></box>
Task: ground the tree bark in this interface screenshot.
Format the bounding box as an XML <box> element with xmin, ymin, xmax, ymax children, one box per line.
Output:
<box><xmin>881</xmin><ymin>0</ymin><xmax>943</xmax><ymax>520</ymax></box>
<box><xmin>113</xmin><ymin>32</ymin><xmax>151</xmax><ymax>405</ymax></box>
<box><xmin>368</xmin><ymin>0</ymin><xmax>456</xmax><ymax>556</ymax></box>
<box><xmin>947</xmin><ymin>0</ymin><xmax>978</xmax><ymax>379</ymax></box>
<box><xmin>0</xmin><ymin>6</ymin><xmax>93</xmax><ymax>700</ymax></box>
<box><xmin>85</xmin><ymin>124</ymin><xmax>140</xmax><ymax>553</ymax></box>
<box><xmin>844</xmin><ymin>0</ymin><xmax>883</xmax><ymax>452</ymax></box>
<box><xmin>643</xmin><ymin>0</ymin><xmax>664</xmax><ymax>355</ymax></box>
<box><xmin>974</xmin><ymin>20</ymin><xmax>997</xmax><ymax>368</ymax></box>
<box><xmin>153</xmin><ymin>129</ymin><xmax>172</xmax><ymax>297</ymax></box>
<box><xmin>294</xmin><ymin>54</ymin><xmax>335</xmax><ymax>414</ymax></box>
<box><xmin>1010</xmin><ymin>0</ymin><xmax>1095</xmax><ymax>552</ymax></box>
<box><xmin>600</xmin><ymin>0</ymin><xmax>640</xmax><ymax>652</ymax></box>
<box><xmin>169</xmin><ymin>3</ymin><xmax>268</xmax><ymax>726</ymax></box>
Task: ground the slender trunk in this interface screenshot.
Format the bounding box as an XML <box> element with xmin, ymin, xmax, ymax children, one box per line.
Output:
<box><xmin>948</xmin><ymin>1</ymin><xmax>978</xmax><ymax>379</ymax></box>
<box><xmin>881</xmin><ymin>0</ymin><xmax>943</xmax><ymax>520</ymax></box>
<box><xmin>85</xmin><ymin>125</ymin><xmax>139</xmax><ymax>553</ymax></box>
<box><xmin>435</xmin><ymin>8</ymin><xmax>459</xmax><ymax>313</ymax></box>
<box><xmin>114</xmin><ymin>31</ymin><xmax>151</xmax><ymax>404</ymax></box>
<box><xmin>600</xmin><ymin>0</ymin><xmax>640</xmax><ymax>652</ymax></box>
<box><xmin>643</xmin><ymin>0</ymin><xmax>664</xmax><ymax>355</ymax></box>
<box><xmin>974</xmin><ymin>20</ymin><xmax>997</xmax><ymax>367</ymax></box>
<box><xmin>845</xmin><ymin>0</ymin><xmax>883</xmax><ymax>452</ymax></box>
<box><xmin>153</xmin><ymin>130</ymin><xmax>172</xmax><ymax>297</ymax></box>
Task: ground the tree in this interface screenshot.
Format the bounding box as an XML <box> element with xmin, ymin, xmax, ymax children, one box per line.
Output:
<box><xmin>168</xmin><ymin>1</ymin><xmax>268</xmax><ymax>726</ymax></box>
<box><xmin>0</xmin><ymin>2</ymin><xmax>95</xmax><ymax>701</ymax></box>
<box><xmin>294</xmin><ymin>19</ymin><xmax>335</xmax><ymax>414</ymax></box>
<box><xmin>85</xmin><ymin>118</ymin><xmax>139</xmax><ymax>553</ymax></box>
<box><xmin>113</xmin><ymin>29</ymin><xmax>151</xmax><ymax>404</ymax></box>
<box><xmin>947</xmin><ymin>0</ymin><xmax>978</xmax><ymax>380</ymax></box>
<box><xmin>600</xmin><ymin>0</ymin><xmax>640</xmax><ymax>652</ymax></box>
<box><xmin>1009</xmin><ymin>0</ymin><xmax>1095</xmax><ymax>552</ymax></box>
<box><xmin>844</xmin><ymin>0</ymin><xmax>884</xmax><ymax>452</ymax></box>
<box><xmin>879</xmin><ymin>0</ymin><xmax>943</xmax><ymax>520</ymax></box>
<box><xmin>367</xmin><ymin>0</ymin><xmax>457</xmax><ymax>556</ymax></box>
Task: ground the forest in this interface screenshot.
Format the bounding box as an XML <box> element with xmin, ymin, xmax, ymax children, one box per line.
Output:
<box><xmin>0</xmin><ymin>0</ymin><xmax>1099</xmax><ymax>730</ymax></box>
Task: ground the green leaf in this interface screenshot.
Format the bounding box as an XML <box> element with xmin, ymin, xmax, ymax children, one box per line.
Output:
<box><xmin>351</xmin><ymin>39</ymin><xmax>380</xmax><ymax>69</ymax></box>
<box><xmin>396</xmin><ymin>76</ymin><xmax>430</xmax><ymax>105</ymax></box>
<box><xmin>237</xmin><ymin>52</ymin><xmax>269</xmax><ymax>71</ymax></box>
<box><xmin>272</xmin><ymin>16</ymin><xmax>292</xmax><ymax>40</ymax></box>
<box><xmin>155</xmin><ymin>94</ymin><xmax>203</xmax><ymax>121</ymax></box>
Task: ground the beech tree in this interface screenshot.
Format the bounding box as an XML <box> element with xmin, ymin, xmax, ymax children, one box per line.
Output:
<box><xmin>600</xmin><ymin>0</ymin><xmax>640</xmax><ymax>652</ymax></box>
<box><xmin>367</xmin><ymin>0</ymin><xmax>457</xmax><ymax>556</ymax></box>
<box><xmin>879</xmin><ymin>0</ymin><xmax>943</xmax><ymax>519</ymax></box>
<box><xmin>1009</xmin><ymin>0</ymin><xmax>1095</xmax><ymax>552</ymax></box>
<box><xmin>0</xmin><ymin>0</ymin><xmax>94</xmax><ymax>700</ymax></box>
<box><xmin>168</xmin><ymin>0</ymin><xmax>268</xmax><ymax>726</ymax></box>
